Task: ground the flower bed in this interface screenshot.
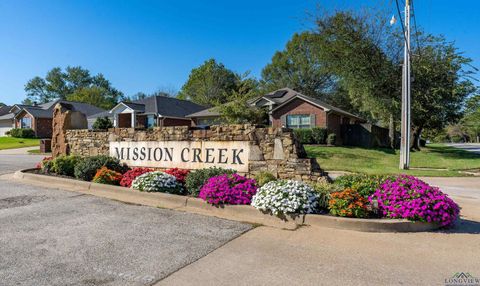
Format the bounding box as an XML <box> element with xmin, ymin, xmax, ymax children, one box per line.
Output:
<box><xmin>199</xmin><ymin>174</ymin><xmax>257</xmax><ymax>206</ymax></box>
<box><xmin>369</xmin><ymin>175</ymin><xmax>460</xmax><ymax>227</ymax></box>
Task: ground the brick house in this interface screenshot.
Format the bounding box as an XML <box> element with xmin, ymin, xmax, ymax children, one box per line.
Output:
<box><xmin>188</xmin><ymin>88</ymin><xmax>365</xmax><ymax>143</ymax></box>
<box><xmin>105</xmin><ymin>95</ymin><xmax>207</xmax><ymax>128</ymax></box>
<box><xmin>11</xmin><ymin>100</ymin><xmax>105</xmax><ymax>138</ymax></box>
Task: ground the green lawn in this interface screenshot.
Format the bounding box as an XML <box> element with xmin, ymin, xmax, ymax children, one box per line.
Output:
<box><xmin>305</xmin><ymin>143</ymin><xmax>480</xmax><ymax>177</ymax></box>
<box><xmin>0</xmin><ymin>137</ymin><xmax>40</xmax><ymax>150</ymax></box>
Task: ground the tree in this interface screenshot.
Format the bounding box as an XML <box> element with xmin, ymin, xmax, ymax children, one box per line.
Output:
<box><xmin>215</xmin><ymin>74</ymin><xmax>267</xmax><ymax>124</ymax></box>
<box><xmin>313</xmin><ymin>10</ymin><xmax>403</xmax><ymax>147</ymax></box>
<box><xmin>460</xmin><ymin>94</ymin><xmax>480</xmax><ymax>142</ymax></box>
<box><xmin>261</xmin><ymin>32</ymin><xmax>335</xmax><ymax>98</ymax></box>
<box><xmin>410</xmin><ymin>36</ymin><xmax>477</xmax><ymax>149</ymax></box>
<box><xmin>24</xmin><ymin>66</ymin><xmax>123</xmax><ymax>108</ymax></box>
<box><xmin>178</xmin><ymin>59</ymin><xmax>238</xmax><ymax>106</ymax></box>
<box><xmin>0</xmin><ymin>102</ymin><xmax>5</xmax><ymax>107</ymax></box>
<box><xmin>92</xmin><ymin>117</ymin><xmax>114</xmax><ymax>130</ymax></box>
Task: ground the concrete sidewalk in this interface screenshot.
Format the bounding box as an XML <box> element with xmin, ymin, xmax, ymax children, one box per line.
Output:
<box><xmin>0</xmin><ymin>146</ymin><xmax>39</xmax><ymax>155</ymax></box>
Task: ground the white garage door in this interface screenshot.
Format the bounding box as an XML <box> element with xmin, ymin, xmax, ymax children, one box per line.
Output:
<box><xmin>0</xmin><ymin>120</ymin><xmax>13</xmax><ymax>137</ymax></box>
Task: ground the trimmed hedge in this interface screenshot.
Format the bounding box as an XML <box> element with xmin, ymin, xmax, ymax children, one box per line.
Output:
<box><xmin>293</xmin><ymin>128</ymin><xmax>328</xmax><ymax>144</ymax></box>
<box><xmin>9</xmin><ymin>128</ymin><xmax>36</xmax><ymax>138</ymax></box>
<box><xmin>74</xmin><ymin>155</ymin><xmax>128</xmax><ymax>181</ymax></box>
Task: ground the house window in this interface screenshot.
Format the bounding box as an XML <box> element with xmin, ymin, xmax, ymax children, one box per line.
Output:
<box><xmin>21</xmin><ymin>117</ymin><xmax>32</xmax><ymax>129</ymax></box>
<box><xmin>146</xmin><ymin>115</ymin><xmax>156</xmax><ymax>128</ymax></box>
<box><xmin>286</xmin><ymin>114</ymin><xmax>311</xmax><ymax>129</ymax></box>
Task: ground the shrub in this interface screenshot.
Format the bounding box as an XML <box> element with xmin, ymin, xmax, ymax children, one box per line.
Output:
<box><xmin>10</xmin><ymin>128</ymin><xmax>35</xmax><ymax>138</ymax></box>
<box><xmin>36</xmin><ymin>157</ymin><xmax>53</xmax><ymax>173</ymax></box>
<box><xmin>74</xmin><ymin>155</ymin><xmax>128</xmax><ymax>181</ymax></box>
<box><xmin>164</xmin><ymin>168</ymin><xmax>190</xmax><ymax>185</ymax></box>
<box><xmin>131</xmin><ymin>171</ymin><xmax>183</xmax><ymax>194</ymax></box>
<box><xmin>251</xmin><ymin>180</ymin><xmax>319</xmax><ymax>216</ymax></box>
<box><xmin>254</xmin><ymin>171</ymin><xmax>277</xmax><ymax>187</ymax></box>
<box><xmin>120</xmin><ymin>167</ymin><xmax>153</xmax><ymax>188</ymax></box>
<box><xmin>311</xmin><ymin>127</ymin><xmax>327</xmax><ymax>144</ymax></box>
<box><xmin>293</xmin><ymin>128</ymin><xmax>313</xmax><ymax>144</ymax></box>
<box><xmin>51</xmin><ymin>155</ymin><xmax>81</xmax><ymax>177</ymax></box>
<box><xmin>369</xmin><ymin>175</ymin><xmax>460</xmax><ymax>227</ymax></box>
<box><xmin>312</xmin><ymin>181</ymin><xmax>342</xmax><ymax>210</ymax></box>
<box><xmin>334</xmin><ymin>174</ymin><xmax>396</xmax><ymax>198</ymax></box>
<box><xmin>92</xmin><ymin>117</ymin><xmax>113</xmax><ymax>130</ymax></box>
<box><xmin>329</xmin><ymin>188</ymin><xmax>369</xmax><ymax>218</ymax></box>
<box><xmin>199</xmin><ymin>174</ymin><xmax>257</xmax><ymax>206</ymax></box>
<box><xmin>185</xmin><ymin>167</ymin><xmax>236</xmax><ymax>196</ymax></box>
<box><xmin>326</xmin><ymin>133</ymin><xmax>336</xmax><ymax>145</ymax></box>
<box><xmin>92</xmin><ymin>167</ymin><xmax>123</xmax><ymax>185</ymax></box>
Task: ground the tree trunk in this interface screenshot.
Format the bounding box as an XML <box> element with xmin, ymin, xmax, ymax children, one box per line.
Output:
<box><xmin>411</xmin><ymin>126</ymin><xmax>423</xmax><ymax>151</ymax></box>
<box><xmin>388</xmin><ymin>114</ymin><xmax>396</xmax><ymax>149</ymax></box>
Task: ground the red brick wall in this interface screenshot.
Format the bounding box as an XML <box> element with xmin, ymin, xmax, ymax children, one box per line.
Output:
<box><xmin>162</xmin><ymin>117</ymin><xmax>192</xmax><ymax>127</ymax></box>
<box><xmin>271</xmin><ymin>98</ymin><xmax>327</xmax><ymax>128</ymax></box>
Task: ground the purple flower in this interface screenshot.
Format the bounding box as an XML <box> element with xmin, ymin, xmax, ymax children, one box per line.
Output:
<box><xmin>199</xmin><ymin>174</ymin><xmax>258</xmax><ymax>206</ymax></box>
<box><xmin>368</xmin><ymin>175</ymin><xmax>460</xmax><ymax>227</ymax></box>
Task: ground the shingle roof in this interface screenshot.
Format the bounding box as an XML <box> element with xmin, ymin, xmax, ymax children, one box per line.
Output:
<box><xmin>87</xmin><ymin>110</ymin><xmax>113</xmax><ymax>119</ymax></box>
<box><xmin>121</xmin><ymin>96</ymin><xmax>207</xmax><ymax>118</ymax></box>
<box><xmin>185</xmin><ymin>107</ymin><xmax>220</xmax><ymax>118</ymax></box>
<box><xmin>268</xmin><ymin>88</ymin><xmax>364</xmax><ymax>121</ymax></box>
<box><xmin>14</xmin><ymin>100</ymin><xmax>106</xmax><ymax>119</ymax></box>
<box><xmin>0</xmin><ymin>105</ymin><xmax>11</xmax><ymax>116</ymax></box>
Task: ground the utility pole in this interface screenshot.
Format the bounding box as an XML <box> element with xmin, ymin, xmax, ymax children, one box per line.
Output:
<box><xmin>399</xmin><ymin>0</ymin><xmax>411</xmax><ymax>170</ymax></box>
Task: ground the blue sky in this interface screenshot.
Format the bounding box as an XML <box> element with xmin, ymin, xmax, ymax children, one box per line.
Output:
<box><xmin>0</xmin><ymin>0</ymin><xmax>478</xmax><ymax>105</ymax></box>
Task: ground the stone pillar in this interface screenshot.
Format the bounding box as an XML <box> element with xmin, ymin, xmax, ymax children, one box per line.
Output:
<box><xmin>51</xmin><ymin>103</ymin><xmax>87</xmax><ymax>158</ymax></box>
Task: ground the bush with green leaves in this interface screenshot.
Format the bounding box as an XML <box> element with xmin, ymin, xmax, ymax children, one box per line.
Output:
<box><xmin>334</xmin><ymin>174</ymin><xmax>397</xmax><ymax>198</ymax></box>
<box><xmin>51</xmin><ymin>155</ymin><xmax>81</xmax><ymax>177</ymax></box>
<box><xmin>132</xmin><ymin>171</ymin><xmax>183</xmax><ymax>194</ymax></box>
<box><xmin>312</xmin><ymin>181</ymin><xmax>342</xmax><ymax>210</ymax></box>
<box><xmin>293</xmin><ymin>128</ymin><xmax>313</xmax><ymax>144</ymax></box>
<box><xmin>92</xmin><ymin>117</ymin><xmax>113</xmax><ymax>130</ymax></box>
<box><xmin>254</xmin><ymin>171</ymin><xmax>277</xmax><ymax>187</ymax></box>
<box><xmin>74</xmin><ymin>155</ymin><xmax>128</xmax><ymax>181</ymax></box>
<box><xmin>326</xmin><ymin>133</ymin><xmax>336</xmax><ymax>145</ymax></box>
<box><xmin>185</xmin><ymin>167</ymin><xmax>236</xmax><ymax>196</ymax></box>
<box><xmin>311</xmin><ymin>128</ymin><xmax>327</xmax><ymax>144</ymax></box>
<box><xmin>9</xmin><ymin>128</ymin><xmax>36</xmax><ymax>138</ymax></box>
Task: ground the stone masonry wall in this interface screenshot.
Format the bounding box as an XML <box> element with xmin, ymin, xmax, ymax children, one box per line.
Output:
<box><xmin>64</xmin><ymin>125</ymin><xmax>327</xmax><ymax>183</ymax></box>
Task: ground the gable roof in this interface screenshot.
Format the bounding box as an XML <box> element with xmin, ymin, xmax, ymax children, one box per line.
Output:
<box><xmin>112</xmin><ymin>96</ymin><xmax>207</xmax><ymax>118</ymax></box>
<box><xmin>13</xmin><ymin>100</ymin><xmax>106</xmax><ymax>119</ymax></box>
<box><xmin>268</xmin><ymin>88</ymin><xmax>364</xmax><ymax>121</ymax></box>
<box><xmin>185</xmin><ymin>107</ymin><xmax>220</xmax><ymax>118</ymax></box>
<box><xmin>0</xmin><ymin>105</ymin><xmax>11</xmax><ymax>116</ymax></box>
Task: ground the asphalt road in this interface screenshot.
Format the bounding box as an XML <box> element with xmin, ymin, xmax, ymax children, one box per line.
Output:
<box><xmin>446</xmin><ymin>143</ymin><xmax>480</xmax><ymax>154</ymax></box>
<box><xmin>0</xmin><ymin>154</ymin><xmax>251</xmax><ymax>286</ymax></box>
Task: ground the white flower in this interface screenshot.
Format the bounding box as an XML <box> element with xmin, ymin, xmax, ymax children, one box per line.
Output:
<box><xmin>132</xmin><ymin>171</ymin><xmax>183</xmax><ymax>194</ymax></box>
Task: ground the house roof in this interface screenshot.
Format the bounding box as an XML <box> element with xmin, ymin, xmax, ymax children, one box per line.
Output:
<box><xmin>112</xmin><ymin>95</ymin><xmax>207</xmax><ymax>118</ymax></box>
<box><xmin>185</xmin><ymin>107</ymin><xmax>220</xmax><ymax>118</ymax></box>
<box><xmin>13</xmin><ymin>100</ymin><xmax>106</xmax><ymax>119</ymax></box>
<box><xmin>88</xmin><ymin>110</ymin><xmax>113</xmax><ymax>120</ymax></box>
<box><xmin>267</xmin><ymin>88</ymin><xmax>365</xmax><ymax>121</ymax></box>
<box><xmin>0</xmin><ymin>105</ymin><xmax>12</xmax><ymax>116</ymax></box>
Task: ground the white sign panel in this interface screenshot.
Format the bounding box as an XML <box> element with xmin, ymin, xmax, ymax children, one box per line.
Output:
<box><xmin>109</xmin><ymin>141</ymin><xmax>250</xmax><ymax>172</ymax></box>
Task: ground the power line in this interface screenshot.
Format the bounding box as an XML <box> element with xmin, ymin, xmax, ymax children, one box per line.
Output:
<box><xmin>411</xmin><ymin>0</ymin><xmax>423</xmax><ymax>58</ymax></box>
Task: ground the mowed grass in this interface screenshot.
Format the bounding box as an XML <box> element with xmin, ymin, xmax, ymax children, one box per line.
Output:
<box><xmin>0</xmin><ymin>137</ymin><xmax>40</xmax><ymax>150</ymax></box>
<box><xmin>305</xmin><ymin>143</ymin><xmax>480</xmax><ymax>177</ymax></box>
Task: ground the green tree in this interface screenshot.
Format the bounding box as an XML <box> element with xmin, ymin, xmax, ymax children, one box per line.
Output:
<box><xmin>460</xmin><ymin>94</ymin><xmax>480</xmax><ymax>142</ymax></box>
<box><xmin>410</xmin><ymin>36</ymin><xmax>477</xmax><ymax>149</ymax></box>
<box><xmin>178</xmin><ymin>59</ymin><xmax>238</xmax><ymax>106</ymax></box>
<box><xmin>24</xmin><ymin>66</ymin><xmax>123</xmax><ymax>108</ymax></box>
<box><xmin>215</xmin><ymin>74</ymin><xmax>267</xmax><ymax>124</ymax></box>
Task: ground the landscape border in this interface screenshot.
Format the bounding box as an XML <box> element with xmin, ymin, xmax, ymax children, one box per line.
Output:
<box><xmin>13</xmin><ymin>169</ymin><xmax>440</xmax><ymax>233</ymax></box>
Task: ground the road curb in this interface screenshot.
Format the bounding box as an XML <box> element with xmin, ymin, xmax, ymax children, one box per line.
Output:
<box><xmin>12</xmin><ymin>169</ymin><xmax>441</xmax><ymax>232</ymax></box>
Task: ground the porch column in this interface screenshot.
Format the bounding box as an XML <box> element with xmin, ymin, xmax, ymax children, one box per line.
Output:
<box><xmin>131</xmin><ymin>111</ymin><xmax>136</xmax><ymax>128</ymax></box>
<box><xmin>113</xmin><ymin>113</ymin><xmax>119</xmax><ymax>127</ymax></box>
